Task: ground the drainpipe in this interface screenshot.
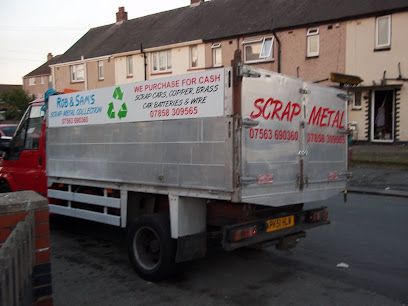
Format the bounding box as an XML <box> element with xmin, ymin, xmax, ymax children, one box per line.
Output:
<box><xmin>81</xmin><ymin>55</ymin><xmax>88</xmax><ymax>90</ymax></box>
<box><xmin>141</xmin><ymin>43</ymin><xmax>147</xmax><ymax>81</ymax></box>
<box><xmin>271</xmin><ymin>30</ymin><xmax>281</xmax><ymax>73</ymax></box>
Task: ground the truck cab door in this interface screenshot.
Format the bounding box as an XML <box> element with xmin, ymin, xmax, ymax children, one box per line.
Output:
<box><xmin>4</xmin><ymin>104</ymin><xmax>46</xmax><ymax>195</ymax></box>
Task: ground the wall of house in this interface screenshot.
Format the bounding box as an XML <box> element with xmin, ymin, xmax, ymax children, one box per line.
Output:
<box><xmin>147</xmin><ymin>45</ymin><xmax>206</xmax><ymax>80</ymax></box>
<box><xmin>346</xmin><ymin>11</ymin><xmax>408</xmax><ymax>142</ymax></box>
<box><xmin>23</xmin><ymin>75</ymin><xmax>50</xmax><ymax>98</ymax></box>
<box><xmin>87</xmin><ymin>59</ymin><xmax>115</xmax><ymax>89</ymax></box>
<box><xmin>280</xmin><ymin>22</ymin><xmax>346</xmax><ymax>84</ymax></box>
<box><xmin>205</xmin><ymin>35</ymin><xmax>278</xmax><ymax>71</ymax></box>
<box><xmin>204</xmin><ymin>39</ymin><xmax>238</xmax><ymax>68</ymax></box>
<box><xmin>53</xmin><ymin>65</ymin><xmax>85</xmax><ymax>92</ymax></box>
<box><xmin>115</xmin><ymin>54</ymin><xmax>145</xmax><ymax>84</ymax></box>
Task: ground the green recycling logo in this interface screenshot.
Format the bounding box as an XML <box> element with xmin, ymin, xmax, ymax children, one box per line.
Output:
<box><xmin>107</xmin><ymin>86</ymin><xmax>128</xmax><ymax>119</ymax></box>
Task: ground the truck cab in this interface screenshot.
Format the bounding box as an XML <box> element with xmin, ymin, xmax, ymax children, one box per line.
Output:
<box><xmin>0</xmin><ymin>100</ymin><xmax>47</xmax><ymax>195</ymax></box>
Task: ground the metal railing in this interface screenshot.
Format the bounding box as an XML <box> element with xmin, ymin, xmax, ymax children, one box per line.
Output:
<box><xmin>0</xmin><ymin>210</ymin><xmax>35</xmax><ymax>306</ymax></box>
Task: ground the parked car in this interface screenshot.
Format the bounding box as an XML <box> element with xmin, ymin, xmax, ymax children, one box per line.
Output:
<box><xmin>0</xmin><ymin>124</ymin><xmax>17</xmax><ymax>153</ymax></box>
<box><xmin>0</xmin><ymin>124</ymin><xmax>17</xmax><ymax>138</ymax></box>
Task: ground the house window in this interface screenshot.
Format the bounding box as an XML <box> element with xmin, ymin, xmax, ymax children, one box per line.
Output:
<box><xmin>126</xmin><ymin>56</ymin><xmax>133</xmax><ymax>77</ymax></box>
<box><xmin>98</xmin><ymin>61</ymin><xmax>104</xmax><ymax>80</ymax></box>
<box><xmin>49</xmin><ymin>75</ymin><xmax>52</xmax><ymax>84</ymax></box>
<box><xmin>352</xmin><ymin>92</ymin><xmax>362</xmax><ymax>110</ymax></box>
<box><xmin>152</xmin><ymin>50</ymin><xmax>172</xmax><ymax>72</ymax></box>
<box><xmin>28</xmin><ymin>78</ymin><xmax>36</xmax><ymax>86</ymax></box>
<box><xmin>375</xmin><ymin>15</ymin><xmax>391</xmax><ymax>49</ymax></box>
<box><xmin>40</xmin><ymin>77</ymin><xmax>45</xmax><ymax>85</ymax></box>
<box><xmin>190</xmin><ymin>45</ymin><xmax>198</xmax><ymax>68</ymax></box>
<box><xmin>243</xmin><ymin>37</ymin><xmax>274</xmax><ymax>63</ymax></box>
<box><xmin>212</xmin><ymin>43</ymin><xmax>222</xmax><ymax>67</ymax></box>
<box><xmin>70</xmin><ymin>64</ymin><xmax>84</xmax><ymax>82</ymax></box>
<box><xmin>307</xmin><ymin>28</ymin><xmax>319</xmax><ymax>57</ymax></box>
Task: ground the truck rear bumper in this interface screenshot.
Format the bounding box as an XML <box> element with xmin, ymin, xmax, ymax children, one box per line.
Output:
<box><xmin>222</xmin><ymin>207</ymin><xmax>329</xmax><ymax>251</ymax></box>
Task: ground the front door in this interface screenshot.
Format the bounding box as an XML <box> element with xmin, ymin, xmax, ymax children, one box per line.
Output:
<box><xmin>371</xmin><ymin>90</ymin><xmax>394</xmax><ymax>142</ymax></box>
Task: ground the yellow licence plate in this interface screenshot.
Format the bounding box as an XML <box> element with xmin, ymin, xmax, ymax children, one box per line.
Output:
<box><xmin>266</xmin><ymin>215</ymin><xmax>295</xmax><ymax>233</ymax></box>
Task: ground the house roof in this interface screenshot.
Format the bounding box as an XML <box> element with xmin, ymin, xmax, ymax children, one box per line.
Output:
<box><xmin>55</xmin><ymin>0</ymin><xmax>408</xmax><ymax>64</ymax></box>
<box><xmin>0</xmin><ymin>84</ymin><xmax>22</xmax><ymax>94</ymax></box>
<box><xmin>24</xmin><ymin>55</ymin><xmax>61</xmax><ymax>78</ymax></box>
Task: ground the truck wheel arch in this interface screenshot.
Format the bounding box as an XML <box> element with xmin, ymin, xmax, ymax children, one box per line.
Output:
<box><xmin>0</xmin><ymin>177</ymin><xmax>12</xmax><ymax>192</ymax></box>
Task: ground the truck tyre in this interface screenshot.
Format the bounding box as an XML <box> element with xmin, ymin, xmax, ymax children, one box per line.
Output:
<box><xmin>127</xmin><ymin>213</ymin><xmax>176</xmax><ymax>281</ymax></box>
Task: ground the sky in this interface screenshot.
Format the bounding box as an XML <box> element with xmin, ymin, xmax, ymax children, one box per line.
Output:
<box><xmin>0</xmin><ymin>0</ymin><xmax>190</xmax><ymax>85</ymax></box>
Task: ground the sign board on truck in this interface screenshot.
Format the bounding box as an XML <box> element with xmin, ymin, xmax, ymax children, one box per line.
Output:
<box><xmin>48</xmin><ymin>68</ymin><xmax>225</xmax><ymax>128</ymax></box>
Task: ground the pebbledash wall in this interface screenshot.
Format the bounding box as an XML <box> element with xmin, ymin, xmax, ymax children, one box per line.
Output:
<box><xmin>114</xmin><ymin>41</ymin><xmax>206</xmax><ymax>85</ymax></box>
<box><xmin>346</xmin><ymin>11</ymin><xmax>408</xmax><ymax>143</ymax></box>
<box><xmin>204</xmin><ymin>22</ymin><xmax>346</xmax><ymax>84</ymax></box>
<box><xmin>53</xmin><ymin>57</ymin><xmax>115</xmax><ymax>92</ymax></box>
<box><xmin>0</xmin><ymin>191</ymin><xmax>53</xmax><ymax>306</ymax></box>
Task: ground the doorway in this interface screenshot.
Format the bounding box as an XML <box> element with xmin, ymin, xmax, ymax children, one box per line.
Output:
<box><xmin>371</xmin><ymin>90</ymin><xmax>394</xmax><ymax>142</ymax></box>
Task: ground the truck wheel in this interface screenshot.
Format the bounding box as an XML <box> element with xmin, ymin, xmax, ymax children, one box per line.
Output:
<box><xmin>127</xmin><ymin>213</ymin><xmax>176</xmax><ymax>281</ymax></box>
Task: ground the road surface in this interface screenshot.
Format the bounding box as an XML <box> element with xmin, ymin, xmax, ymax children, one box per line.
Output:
<box><xmin>50</xmin><ymin>193</ymin><xmax>408</xmax><ymax>306</ymax></box>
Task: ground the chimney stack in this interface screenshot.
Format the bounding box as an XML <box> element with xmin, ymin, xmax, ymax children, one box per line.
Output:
<box><xmin>47</xmin><ymin>53</ymin><xmax>53</xmax><ymax>61</ymax></box>
<box><xmin>191</xmin><ymin>0</ymin><xmax>204</xmax><ymax>6</ymax></box>
<box><xmin>116</xmin><ymin>7</ymin><xmax>128</xmax><ymax>23</ymax></box>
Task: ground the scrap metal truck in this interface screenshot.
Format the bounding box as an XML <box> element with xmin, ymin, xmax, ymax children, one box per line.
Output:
<box><xmin>0</xmin><ymin>65</ymin><xmax>348</xmax><ymax>280</ymax></box>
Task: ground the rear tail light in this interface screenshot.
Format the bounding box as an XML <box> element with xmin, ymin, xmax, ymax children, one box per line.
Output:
<box><xmin>306</xmin><ymin>208</ymin><xmax>329</xmax><ymax>223</ymax></box>
<box><xmin>229</xmin><ymin>225</ymin><xmax>258</xmax><ymax>242</ymax></box>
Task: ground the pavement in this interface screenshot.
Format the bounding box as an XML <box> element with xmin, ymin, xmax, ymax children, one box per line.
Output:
<box><xmin>348</xmin><ymin>144</ymin><xmax>408</xmax><ymax>197</ymax></box>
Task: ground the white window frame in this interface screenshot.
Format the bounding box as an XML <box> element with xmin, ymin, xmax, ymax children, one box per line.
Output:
<box><xmin>70</xmin><ymin>64</ymin><xmax>85</xmax><ymax>83</ymax></box>
<box><xmin>40</xmin><ymin>77</ymin><xmax>44</xmax><ymax>85</ymax></box>
<box><xmin>28</xmin><ymin>78</ymin><xmax>36</xmax><ymax>86</ymax></box>
<box><xmin>126</xmin><ymin>56</ymin><xmax>133</xmax><ymax>77</ymax></box>
<box><xmin>307</xmin><ymin>27</ymin><xmax>320</xmax><ymax>57</ymax></box>
<box><xmin>243</xmin><ymin>37</ymin><xmax>274</xmax><ymax>64</ymax></box>
<box><xmin>352</xmin><ymin>91</ymin><xmax>362</xmax><ymax>110</ymax></box>
<box><xmin>211</xmin><ymin>43</ymin><xmax>222</xmax><ymax>67</ymax></box>
<box><xmin>375</xmin><ymin>15</ymin><xmax>391</xmax><ymax>49</ymax></box>
<box><xmin>151</xmin><ymin>50</ymin><xmax>172</xmax><ymax>73</ymax></box>
<box><xmin>98</xmin><ymin>61</ymin><xmax>104</xmax><ymax>80</ymax></box>
<box><xmin>189</xmin><ymin>45</ymin><xmax>198</xmax><ymax>68</ymax></box>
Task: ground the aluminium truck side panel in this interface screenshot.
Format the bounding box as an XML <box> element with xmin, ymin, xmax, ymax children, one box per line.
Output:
<box><xmin>240</xmin><ymin>70</ymin><xmax>347</xmax><ymax>206</ymax></box>
<box><xmin>47</xmin><ymin>117</ymin><xmax>234</xmax><ymax>192</ymax></box>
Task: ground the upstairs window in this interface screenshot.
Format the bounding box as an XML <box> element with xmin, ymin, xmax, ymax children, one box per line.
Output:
<box><xmin>376</xmin><ymin>15</ymin><xmax>391</xmax><ymax>49</ymax></box>
<box><xmin>70</xmin><ymin>64</ymin><xmax>84</xmax><ymax>82</ymax></box>
<box><xmin>307</xmin><ymin>28</ymin><xmax>319</xmax><ymax>57</ymax></box>
<box><xmin>126</xmin><ymin>56</ymin><xmax>133</xmax><ymax>77</ymax></box>
<box><xmin>98</xmin><ymin>61</ymin><xmax>104</xmax><ymax>80</ymax></box>
<box><xmin>243</xmin><ymin>37</ymin><xmax>274</xmax><ymax>63</ymax></box>
<box><xmin>152</xmin><ymin>50</ymin><xmax>172</xmax><ymax>72</ymax></box>
<box><xmin>40</xmin><ymin>77</ymin><xmax>45</xmax><ymax>85</ymax></box>
<box><xmin>28</xmin><ymin>78</ymin><xmax>36</xmax><ymax>86</ymax></box>
<box><xmin>212</xmin><ymin>43</ymin><xmax>222</xmax><ymax>67</ymax></box>
<box><xmin>190</xmin><ymin>45</ymin><xmax>198</xmax><ymax>68</ymax></box>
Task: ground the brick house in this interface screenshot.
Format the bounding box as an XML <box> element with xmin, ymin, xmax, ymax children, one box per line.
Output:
<box><xmin>23</xmin><ymin>53</ymin><xmax>60</xmax><ymax>99</ymax></box>
<box><xmin>49</xmin><ymin>0</ymin><xmax>408</xmax><ymax>143</ymax></box>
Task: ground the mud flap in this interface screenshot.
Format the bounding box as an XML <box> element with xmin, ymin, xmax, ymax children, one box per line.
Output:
<box><xmin>175</xmin><ymin>232</ymin><xmax>207</xmax><ymax>263</ymax></box>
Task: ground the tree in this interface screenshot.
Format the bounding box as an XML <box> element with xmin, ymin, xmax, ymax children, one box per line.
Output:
<box><xmin>0</xmin><ymin>89</ymin><xmax>34</xmax><ymax>120</ymax></box>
